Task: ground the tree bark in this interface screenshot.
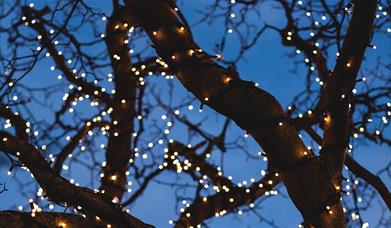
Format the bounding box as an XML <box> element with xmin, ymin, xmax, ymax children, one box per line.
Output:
<box><xmin>99</xmin><ymin>6</ymin><xmax>137</xmax><ymax>201</ymax></box>
<box><xmin>123</xmin><ymin>0</ymin><xmax>376</xmax><ymax>226</ymax></box>
<box><xmin>0</xmin><ymin>211</ymin><xmax>92</xmax><ymax>228</ymax></box>
<box><xmin>0</xmin><ymin>131</ymin><xmax>153</xmax><ymax>228</ymax></box>
<box><xmin>123</xmin><ymin>0</ymin><xmax>342</xmax><ymax>226</ymax></box>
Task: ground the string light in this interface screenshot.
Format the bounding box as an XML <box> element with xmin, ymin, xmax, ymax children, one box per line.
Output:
<box><xmin>110</xmin><ymin>175</ymin><xmax>117</xmax><ymax>181</ymax></box>
<box><xmin>224</xmin><ymin>76</ymin><xmax>232</xmax><ymax>84</ymax></box>
<box><xmin>57</xmin><ymin>221</ymin><xmax>67</xmax><ymax>228</ymax></box>
<box><xmin>2</xmin><ymin>3</ymin><xmax>388</xmax><ymax>226</ymax></box>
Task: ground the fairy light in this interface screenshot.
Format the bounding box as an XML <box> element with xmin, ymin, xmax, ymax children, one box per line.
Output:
<box><xmin>323</xmin><ymin>114</ymin><xmax>331</xmax><ymax>125</ymax></box>
<box><xmin>224</xmin><ymin>76</ymin><xmax>232</xmax><ymax>84</ymax></box>
<box><xmin>57</xmin><ymin>221</ymin><xmax>67</xmax><ymax>228</ymax></box>
<box><xmin>184</xmin><ymin>49</ymin><xmax>193</xmax><ymax>57</ymax></box>
<box><xmin>8</xmin><ymin>3</ymin><xmax>389</xmax><ymax>225</ymax></box>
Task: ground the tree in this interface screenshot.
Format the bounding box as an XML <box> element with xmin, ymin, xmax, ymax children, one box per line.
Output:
<box><xmin>0</xmin><ymin>0</ymin><xmax>390</xmax><ymax>227</ymax></box>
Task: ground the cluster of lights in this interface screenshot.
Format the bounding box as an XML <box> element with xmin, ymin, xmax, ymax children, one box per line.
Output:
<box><xmin>3</xmin><ymin>2</ymin><xmax>388</xmax><ymax>227</ymax></box>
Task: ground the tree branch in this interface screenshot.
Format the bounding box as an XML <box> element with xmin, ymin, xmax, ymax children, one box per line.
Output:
<box><xmin>124</xmin><ymin>0</ymin><xmax>346</xmax><ymax>226</ymax></box>
<box><xmin>99</xmin><ymin>6</ymin><xmax>137</xmax><ymax>201</ymax></box>
<box><xmin>22</xmin><ymin>7</ymin><xmax>112</xmax><ymax>105</ymax></box>
<box><xmin>304</xmin><ymin>126</ymin><xmax>391</xmax><ymax>211</ymax></box>
<box><xmin>0</xmin><ymin>211</ymin><xmax>92</xmax><ymax>227</ymax></box>
<box><xmin>319</xmin><ymin>0</ymin><xmax>377</xmax><ymax>172</ymax></box>
<box><xmin>0</xmin><ymin>132</ymin><xmax>152</xmax><ymax>227</ymax></box>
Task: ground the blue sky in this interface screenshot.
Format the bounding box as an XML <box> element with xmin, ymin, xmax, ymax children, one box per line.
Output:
<box><xmin>0</xmin><ymin>0</ymin><xmax>390</xmax><ymax>227</ymax></box>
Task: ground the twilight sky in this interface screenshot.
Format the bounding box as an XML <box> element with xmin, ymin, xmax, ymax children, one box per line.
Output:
<box><xmin>0</xmin><ymin>1</ymin><xmax>390</xmax><ymax>227</ymax></box>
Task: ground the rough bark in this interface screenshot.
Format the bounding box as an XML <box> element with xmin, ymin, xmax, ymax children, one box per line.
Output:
<box><xmin>123</xmin><ymin>0</ymin><xmax>340</xmax><ymax>226</ymax></box>
<box><xmin>0</xmin><ymin>131</ymin><xmax>153</xmax><ymax>228</ymax></box>
<box><xmin>305</xmin><ymin>126</ymin><xmax>391</xmax><ymax>211</ymax></box>
<box><xmin>99</xmin><ymin>6</ymin><xmax>137</xmax><ymax>201</ymax></box>
<box><xmin>123</xmin><ymin>0</ymin><xmax>376</xmax><ymax>226</ymax></box>
<box><xmin>0</xmin><ymin>211</ymin><xmax>93</xmax><ymax>228</ymax></box>
<box><xmin>319</xmin><ymin>0</ymin><xmax>377</xmax><ymax>173</ymax></box>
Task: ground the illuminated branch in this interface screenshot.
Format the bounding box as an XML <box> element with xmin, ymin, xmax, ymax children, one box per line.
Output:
<box><xmin>319</xmin><ymin>0</ymin><xmax>377</xmax><ymax>172</ymax></box>
<box><xmin>53</xmin><ymin>89</ymin><xmax>83</xmax><ymax>130</ymax></box>
<box><xmin>0</xmin><ymin>211</ymin><xmax>92</xmax><ymax>227</ymax></box>
<box><xmin>167</xmin><ymin>141</ymin><xmax>233</xmax><ymax>188</ymax></box>
<box><xmin>0</xmin><ymin>131</ymin><xmax>152</xmax><ymax>227</ymax></box>
<box><xmin>175</xmin><ymin>172</ymin><xmax>280</xmax><ymax>227</ymax></box>
<box><xmin>22</xmin><ymin>7</ymin><xmax>112</xmax><ymax>105</ymax></box>
<box><xmin>53</xmin><ymin>120</ymin><xmax>108</xmax><ymax>174</ymax></box>
<box><xmin>122</xmin><ymin>120</ymin><xmax>231</xmax><ymax>207</ymax></box>
<box><xmin>98</xmin><ymin>6</ymin><xmax>137</xmax><ymax>201</ymax></box>
<box><xmin>345</xmin><ymin>156</ymin><xmax>391</xmax><ymax>211</ymax></box>
<box><xmin>165</xmin><ymin>141</ymin><xmax>281</xmax><ymax>226</ymax></box>
<box><xmin>277</xmin><ymin>0</ymin><xmax>329</xmax><ymax>81</ymax></box>
<box><xmin>132</xmin><ymin>56</ymin><xmax>173</xmax><ymax>78</ymax></box>
<box><xmin>0</xmin><ymin>103</ymin><xmax>150</xmax><ymax>226</ymax></box>
<box><xmin>303</xmin><ymin>127</ymin><xmax>391</xmax><ymax>211</ymax></box>
<box><xmin>0</xmin><ymin>106</ymin><xmax>28</xmax><ymax>141</ymax></box>
<box><xmin>122</xmin><ymin>168</ymin><xmax>163</xmax><ymax>207</ymax></box>
<box><xmin>124</xmin><ymin>0</ymin><xmax>349</xmax><ymax>226</ymax></box>
<box><xmin>0</xmin><ymin>1</ymin><xmax>388</xmax><ymax>227</ymax></box>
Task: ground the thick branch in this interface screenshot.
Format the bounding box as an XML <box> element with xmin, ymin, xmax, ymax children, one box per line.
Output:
<box><xmin>164</xmin><ymin>141</ymin><xmax>282</xmax><ymax>226</ymax></box>
<box><xmin>0</xmin><ymin>211</ymin><xmax>92</xmax><ymax>227</ymax></box>
<box><xmin>304</xmin><ymin>127</ymin><xmax>391</xmax><ymax>211</ymax></box>
<box><xmin>175</xmin><ymin>173</ymin><xmax>280</xmax><ymax>227</ymax></box>
<box><xmin>320</xmin><ymin>0</ymin><xmax>377</xmax><ymax>171</ymax></box>
<box><xmin>125</xmin><ymin>0</ymin><xmax>345</xmax><ymax>226</ymax></box>
<box><xmin>0</xmin><ymin>132</ymin><xmax>152</xmax><ymax>227</ymax></box>
<box><xmin>99</xmin><ymin>6</ymin><xmax>137</xmax><ymax>201</ymax></box>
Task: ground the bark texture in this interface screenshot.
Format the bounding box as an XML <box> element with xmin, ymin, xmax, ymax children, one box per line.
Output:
<box><xmin>99</xmin><ymin>6</ymin><xmax>137</xmax><ymax>201</ymax></box>
<box><xmin>0</xmin><ymin>211</ymin><xmax>92</xmax><ymax>228</ymax></box>
<box><xmin>0</xmin><ymin>131</ymin><xmax>153</xmax><ymax>228</ymax></box>
<box><xmin>123</xmin><ymin>0</ymin><xmax>377</xmax><ymax>226</ymax></box>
